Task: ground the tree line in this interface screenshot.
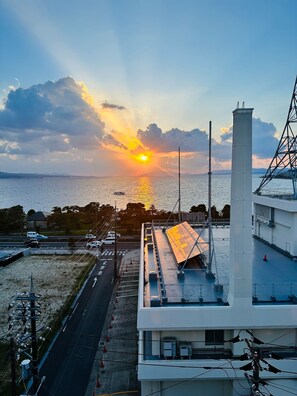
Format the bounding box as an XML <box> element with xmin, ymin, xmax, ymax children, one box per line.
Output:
<box><xmin>0</xmin><ymin>202</ymin><xmax>230</xmax><ymax>235</ymax></box>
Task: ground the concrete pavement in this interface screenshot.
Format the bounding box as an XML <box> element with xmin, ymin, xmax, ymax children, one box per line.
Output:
<box><xmin>86</xmin><ymin>249</ymin><xmax>140</xmax><ymax>396</ymax></box>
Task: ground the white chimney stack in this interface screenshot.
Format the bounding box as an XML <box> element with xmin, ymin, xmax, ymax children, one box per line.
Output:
<box><xmin>228</xmin><ymin>106</ymin><xmax>254</xmax><ymax>307</ymax></box>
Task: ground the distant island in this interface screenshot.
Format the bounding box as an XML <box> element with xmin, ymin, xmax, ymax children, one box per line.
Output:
<box><xmin>0</xmin><ymin>169</ymin><xmax>267</xmax><ymax>179</ymax></box>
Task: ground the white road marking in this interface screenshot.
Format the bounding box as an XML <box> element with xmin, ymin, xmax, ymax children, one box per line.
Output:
<box><xmin>92</xmin><ymin>277</ymin><xmax>98</xmax><ymax>287</ymax></box>
<box><xmin>62</xmin><ymin>302</ymin><xmax>79</xmax><ymax>332</ymax></box>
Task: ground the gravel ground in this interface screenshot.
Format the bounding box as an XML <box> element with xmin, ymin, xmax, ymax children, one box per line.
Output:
<box><xmin>0</xmin><ymin>254</ymin><xmax>91</xmax><ymax>340</ymax></box>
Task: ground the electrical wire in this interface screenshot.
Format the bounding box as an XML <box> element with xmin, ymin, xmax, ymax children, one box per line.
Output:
<box><xmin>264</xmin><ymin>381</ymin><xmax>297</xmax><ymax>395</ymax></box>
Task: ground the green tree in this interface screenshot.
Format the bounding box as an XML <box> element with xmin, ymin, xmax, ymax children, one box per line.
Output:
<box><xmin>0</xmin><ymin>205</ymin><xmax>25</xmax><ymax>233</ymax></box>
<box><xmin>210</xmin><ymin>205</ymin><xmax>219</xmax><ymax>219</ymax></box>
<box><xmin>190</xmin><ymin>204</ymin><xmax>207</xmax><ymax>214</ymax></box>
<box><xmin>221</xmin><ymin>204</ymin><xmax>230</xmax><ymax>219</ymax></box>
<box><xmin>27</xmin><ymin>209</ymin><xmax>36</xmax><ymax>217</ymax></box>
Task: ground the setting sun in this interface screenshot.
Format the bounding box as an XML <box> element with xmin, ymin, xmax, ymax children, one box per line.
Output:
<box><xmin>139</xmin><ymin>154</ymin><xmax>149</xmax><ymax>162</ymax></box>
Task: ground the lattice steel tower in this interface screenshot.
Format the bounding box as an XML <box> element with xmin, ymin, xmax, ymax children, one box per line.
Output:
<box><xmin>255</xmin><ymin>76</ymin><xmax>297</xmax><ymax>197</ymax></box>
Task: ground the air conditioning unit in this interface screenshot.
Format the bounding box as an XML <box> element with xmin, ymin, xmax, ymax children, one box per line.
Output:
<box><xmin>180</xmin><ymin>342</ymin><xmax>192</xmax><ymax>358</ymax></box>
<box><xmin>162</xmin><ymin>337</ymin><xmax>176</xmax><ymax>358</ymax></box>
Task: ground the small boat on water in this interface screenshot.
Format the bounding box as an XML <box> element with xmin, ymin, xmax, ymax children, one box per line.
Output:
<box><xmin>113</xmin><ymin>191</ymin><xmax>125</xmax><ymax>195</ymax></box>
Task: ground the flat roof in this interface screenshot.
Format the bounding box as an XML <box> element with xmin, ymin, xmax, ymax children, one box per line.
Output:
<box><xmin>143</xmin><ymin>223</ymin><xmax>297</xmax><ymax>307</ymax></box>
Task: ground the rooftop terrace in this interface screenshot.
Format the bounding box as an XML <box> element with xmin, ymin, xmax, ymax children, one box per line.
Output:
<box><xmin>143</xmin><ymin>223</ymin><xmax>297</xmax><ymax>307</ymax></box>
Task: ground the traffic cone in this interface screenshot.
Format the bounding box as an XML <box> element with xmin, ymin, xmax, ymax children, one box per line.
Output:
<box><xmin>109</xmin><ymin>323</ymin><xmax>113</xmax><ymax>329</ymax></box>
<box><xmin>263</xmin><ymin>254</ymin><xmax>267</xmax><ymax>261</ymax></box>
<box><xmin>100</xmin><ymin>359</ymin><xmax>104</xmax><ymax>368</ymax></box>
<box><xmin>103</xmin><ymin>344</ymin><xmax>107</xmax><ymax>353</ymax></box>
<box><xmin>106</xmin><ymin>334</ymin><xmax>109</xmax><ymax>342</ymax></box>
<box><xmin>96</xmin><ymin>375</ymin><xmax>101</xmax><ymax>388</ymax></box>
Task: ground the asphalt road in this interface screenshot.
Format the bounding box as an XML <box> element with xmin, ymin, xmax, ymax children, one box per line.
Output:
<box><xmin>37</xmin><ymin>254</ymin><xmax>115</xmax><ymax>396</ymax></box>
<box><xmin>0</xmin><ymin>240</ymin><xmax>139</xmax><ymax>251</ymax></box>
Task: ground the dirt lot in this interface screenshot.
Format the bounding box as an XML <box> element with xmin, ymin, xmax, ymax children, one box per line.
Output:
<box><xmin>0</xmin><ymin>253</ymin><xmax>93</xmax><ymax>340</ymax></box>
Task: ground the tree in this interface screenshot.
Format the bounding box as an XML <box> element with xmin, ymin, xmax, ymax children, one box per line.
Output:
<box><xmin>27</xmin><ymin>209</ymin><xmax>36</xmax><ymax>217</ymax></box>
<box><xmin>221</xmin><ymin>204</ymin><xmax>230</xmax><ymax>219</ymax></box>
<box><xmin>190</xmin><ymin>204</ymin><xmax>207</xmax><ymax>213</ymax></box>
<box><xmin>0</xmin><ymin>205</ymin><xmax>25</xmax><ymax>233</ymax></box>
<box><xmin>210</xmin><ymin>205</ymin><xmax>219</xmax><ymax>219</ymax></box>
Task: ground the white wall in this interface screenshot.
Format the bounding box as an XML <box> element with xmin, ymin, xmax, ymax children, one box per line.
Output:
<box><xmin>253</xmin><ymin>200</ymin><xmax>297</xmax><ymax>256</ymax></box>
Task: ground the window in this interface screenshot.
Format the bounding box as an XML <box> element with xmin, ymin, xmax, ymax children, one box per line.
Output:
<box><xmin>205</xmin><ymin>330</ymin><xmax>224</xmax><ymax>346</ymax></box>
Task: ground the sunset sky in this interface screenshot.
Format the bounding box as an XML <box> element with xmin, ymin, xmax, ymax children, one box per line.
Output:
<box><xmin>0</xmin><ymin>0</ymin><xmax>296</xmax><ymax>177</ymax></box>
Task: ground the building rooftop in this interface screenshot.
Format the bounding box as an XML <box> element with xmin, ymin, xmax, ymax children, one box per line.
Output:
<box><xmin>143</xmin><ymin>223</ymin><xmax>297</xmax><ymax>307</ymax></box>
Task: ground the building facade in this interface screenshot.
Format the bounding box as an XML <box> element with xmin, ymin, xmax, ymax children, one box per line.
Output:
<box><xmin>137</xmin><ymin>106</ymin><xmax>297</xmax><ymax>396</ymax></box>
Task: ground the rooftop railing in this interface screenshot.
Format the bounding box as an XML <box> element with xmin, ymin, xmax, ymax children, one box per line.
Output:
<box><xmin>255</xmin><ymin>189</ymin><xmax>295</xmax><ymax>200</ymax></box>
<box><xmin>253</xmin><ymin>282</ymin><xmax>297</xmax><ymax>303</ymax></box>
<box><xmin>156</xmin><ymin>282</ymin><xmax>297</xmax><ymax>305</ymax></box>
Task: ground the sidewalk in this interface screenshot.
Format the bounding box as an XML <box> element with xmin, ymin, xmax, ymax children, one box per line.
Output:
<box><xmin>86</xmin><ymin>249</ymin><xmax>140</xmax><ymax>396</ymax></box>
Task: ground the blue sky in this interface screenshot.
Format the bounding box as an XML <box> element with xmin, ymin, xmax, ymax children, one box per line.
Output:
<box><xmin>0</xmin><ymin>0</ymin><xmax>296</xmax><ymax>176</ymax></box>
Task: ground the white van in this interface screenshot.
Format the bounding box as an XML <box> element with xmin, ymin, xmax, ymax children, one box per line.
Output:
<box><xmin>27</xmin><ymin>231</ymin><xmax>38</xmax><ymax>238</ymax></box>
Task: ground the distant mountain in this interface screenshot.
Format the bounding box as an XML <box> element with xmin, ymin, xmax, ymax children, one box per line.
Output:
<box><xmin>212</xmin><ymin>168</ymin><xmax>267</xmax><ymax>175</ymax></box>
<box><xmin>0</xmin><ymin>172</ymin><xmax>71</xmax><ymax>178</ymax></box>
<box><xmin>0</xmin><ymin>168</ymin><xmax>267</xmax><ymax>179</ymax></box>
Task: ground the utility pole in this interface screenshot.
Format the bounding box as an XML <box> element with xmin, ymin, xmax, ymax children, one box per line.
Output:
<box><xmin>239</xmin><ymin>332</ymin><xmax>282</xmax><ymax>395</ymax></box>
<box><xmin>29</xmin><ymin>276</ymin><xmax>40</xmax><ymax>394</ymax></box>
<box><xmin>113</xmin><ymin>204</ymin><xmax>118</xmax><ymax>282</ymax></box>
<box><xmin>10</xmin><ymin>337</ymin><xmax>17</xmax><ymax>396</ymax></box>
<box><xmin>8</xmin><ymin>275</ymin><xmax>41</xmax><ymax>395</ymax></box>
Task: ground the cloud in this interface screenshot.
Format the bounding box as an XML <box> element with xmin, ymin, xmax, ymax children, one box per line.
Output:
<box><xmin>0</xmin><ymin>76</ymin><xmax>280</xmax><ymax>175</ymax></box>
<box><xmin>136</xmin><ymin>118</ymin><xmax>279</xmax><ymax>166</ymax></box>
<box><xmin>101</xmin><ymin>101</ymin><xmax>125</xmax><ymax>110</ymax></box>
<box><xmin>219</xmin><ymin>118</ymin><xmax>278</xmax><ymax>159</ymax></box>
<box><xmin>101</xmin><ymin>133</ymin><xmax>128</xmax><ymax>151</ymax></box>
<box><xmin>137</xmin><ymin>123</ymin><xmax>209</xmax><ymax>153</ymax></box>
<box><xmin>0</xmin><ymin>77</ymin><xmax>106</xmax><ymax>155</ymax></box>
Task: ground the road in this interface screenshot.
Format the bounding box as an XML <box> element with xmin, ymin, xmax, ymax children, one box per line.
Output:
<box><xmin>36</xmin><ymin>251</ymin><xmax>119</xmax><ymax>396</ymax></box>
<box><xmin>0</xmin><ymin>238</ymin><xmax>139</xmax><ymax>251</ymax></box>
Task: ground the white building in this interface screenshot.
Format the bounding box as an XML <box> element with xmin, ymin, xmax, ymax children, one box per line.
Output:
<box><xmin>253</xmin><ymin>76</ymin><xmax>297</xmax><ymax>258</ymax></box>
<box><xmin>137</xmin><ymin>105</ymin><xmax>297</xmax><ymax>396</ymax></box>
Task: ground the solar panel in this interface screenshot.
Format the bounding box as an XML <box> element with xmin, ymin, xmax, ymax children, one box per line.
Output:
<box><xmin>166</xmin><ymin>221</ymin><xmax>208</xmax><ymax>265</ymax></box>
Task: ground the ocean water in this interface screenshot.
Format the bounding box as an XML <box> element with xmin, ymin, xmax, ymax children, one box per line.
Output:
<box><xmin>0</xmin><ymin>174</ymin><xmax>283</xmax><ymax>213</ymax></box>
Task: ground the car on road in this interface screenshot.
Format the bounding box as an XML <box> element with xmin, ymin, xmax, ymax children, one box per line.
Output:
<box><xmin>25</xmin><ymin>239</ymin><xmax>40</xmax><ymax>248</ymax></box>
<box><xmin>85</xmin><ymin>233</ymin><xmax>96</xmax><ymax>239</ymax></box>
<box><xmin>101</xmin><ymin>236</ymin><xmax>115</xmax><ymax>245</ymax></box>
<box><xmin>106</xmin><ymin>231</ymin><xmax>121</xmax><ymax>238</ymax></box>
<box><xmin>26</xmin><ymin>231</ymin><xmax>48</xmax><ymax>239</ymax></box>
<box><xmin>86</xmin><ymin>240</ymin><xmax>102</xmax><ymax>249</ymax></box>
<box><xmin>35</xmin><ymin>233</ymin><xmax>48</xmax><ymax>239</ymax></box>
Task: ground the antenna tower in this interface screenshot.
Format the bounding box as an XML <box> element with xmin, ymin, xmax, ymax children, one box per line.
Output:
<box><xmin>255</xmin><ymin>76</ymin><xmax>297</xmax><ymax>197</ymax></box>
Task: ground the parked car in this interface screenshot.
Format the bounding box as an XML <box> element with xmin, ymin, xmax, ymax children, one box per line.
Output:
<box><xmin>86</xmin><ymin>240</ymin><xmax>102</xmax><ymax>249</ymax></box>
<box><xmin>85</xmin><ymin>233</ymin><xmax>96</xmax><ymax>239</ymax></box>
<box><xmin>25</xmin><ymin>239</ymin><xmax>40</xmax><ymax>248</ymax></box>
<box><xmin>26</xmin><ymin>231</ymin><xmax>48</xmax><ymax>239</ymax></box>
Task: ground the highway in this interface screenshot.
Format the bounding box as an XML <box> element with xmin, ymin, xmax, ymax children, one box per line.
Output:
<box><xmin>37</xmin><ymin>251</ymin><xmax>118</xmax><ymax>396</ymax></box>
